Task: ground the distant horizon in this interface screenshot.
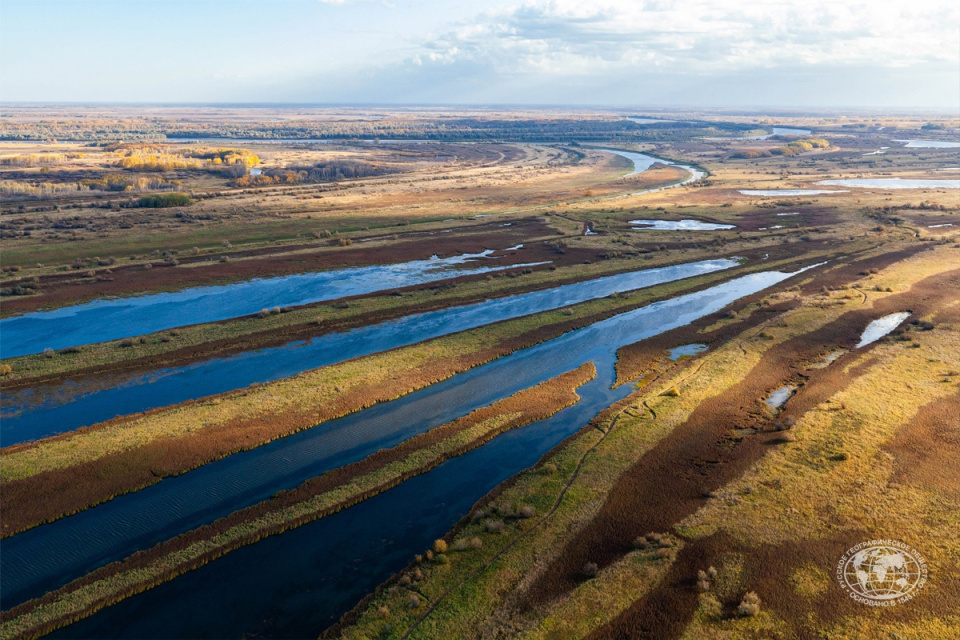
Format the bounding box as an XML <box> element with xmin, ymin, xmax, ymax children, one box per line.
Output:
<box><xmin>2</xmin><ymin>0</ymin><xmax>958</xmax><ymax>109</ymax></box>
<box><xmin>1</xmin><ymin>102</ymin><xmax>957</xmax><ymax>116</ymax></box>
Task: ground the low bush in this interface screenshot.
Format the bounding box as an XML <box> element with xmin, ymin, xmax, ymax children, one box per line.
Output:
<box><xmin>135</xmin><ymin>193</ymin><xmax>192</xmax><ymax>209</ymax></box>
<box><xmin>738</xmin><ymin>591</ymin><xmax>761</xmax><ymax>616</ymax></box>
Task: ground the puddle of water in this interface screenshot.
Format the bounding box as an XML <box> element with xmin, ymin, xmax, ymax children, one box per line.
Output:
<box><xmin>758</xmin><ymin>225</ymin><xmax>785</xmax><ymax>231</ymax></box>
<box><xmin>740</xmin><ymin>189</ymin><xmax>846</xmax><ymax>196</ymax></box>
<box><xmin>630</xmin><ymin>219</ymin><xmax>735</xmax><ymax>231</ymax></box>
<box><xmin>817</xmin><ymin>178</ymin><xmax>960</xmax><ymax>190</ymax></box>
<box><xmin>668</xmin><ymin>343</ymin><xmax>708</xmax><ymax>360</ymax></box>
<box><xmin>929</xmin><ymin>223</ymin><xmax>954</xmax><ymax>228</ymax></box>
<box><xmin>807</xmin><ymin>349</ymin><xmax>847</xmax><ymax>370</ymax></box>
<box><xmin>856</xmin><ymin>312</ymin><xmax>911</xmax><ymax>348</ymax></box>
<box><xmin>894</xmin><ymin>140</ymin><xmax>960</xmax><ymax>149</ymax></box>
<box><xmin>0</xmin><ymin>250</ymin><xmax>549</xmax><ymax>358</ymax></box>
<box><xmin>776</xmin><ymin>212</ymin><xmax>800</xmax><ymax>217</ymax></box>
<box><xmin>765</xmin><ymin>386</ymin><xmax>795</xmax><ymax>410</ymax></box>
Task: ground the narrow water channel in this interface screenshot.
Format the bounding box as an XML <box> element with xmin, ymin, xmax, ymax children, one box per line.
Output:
<box><xmin>0</xmin><ymin>250</ymin><xmax>547</xmax><ymax>358</ymax></box>
<box><xmin>1</xmin><ymin>266</ymin><xmax>810</xmax><ymax>617</ymax></box>
<box><xmin>2</xmin><ymin>259</ymin><xmax>737</xmax><ymax>442</ymax></box>
<box><xmin>41</xmin><ymin>265</ymin><xmax>813</xmax><ymax>640</ymax></box>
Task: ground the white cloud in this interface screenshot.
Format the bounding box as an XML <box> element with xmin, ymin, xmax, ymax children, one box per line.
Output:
<box><xmin>411</xmin><ymin>0</ymin><xmax>960</xmax><ymax>76</ymax></box>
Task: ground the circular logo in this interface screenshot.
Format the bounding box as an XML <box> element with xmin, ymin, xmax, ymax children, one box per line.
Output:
<box><xmin>836</xmin><ymin>540</ymin><xmax>927</xmax><ymax>606</ymax></box>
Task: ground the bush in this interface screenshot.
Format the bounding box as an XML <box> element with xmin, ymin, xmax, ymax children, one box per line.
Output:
<box><xmin>453</xmin><ymin>537</ymin><xmax>483</xmax><ymax>551</ymax></box>
<box><xmin>119</xmin><ymin>339</ymin><xmax>135</xmax><ymax>348</ymax></box>
<box><xmin>0</xmin><ymin>364</ymin><xmax>13</xmax><ymax>376</ymax></box>
<box><xmin>432</xmin><ymin>539</ymin><xmax>448</xmax><ymax>554</ymax></box>
<box><xmin>135</xmin><ymin>193</ymin><xmax>192</xmax><ymax>209</ymax></box>
<box><xmin>484</xmin><ymin>519</ymin><xmax>504</xmax><ymax>533</ymax></box>
<box><xmin>738</xmin><ymin>591</ymin><xmax>761</xmax><ymax>616</ymax></box>
<box><xmin>406</xmin><ymin>594</ymin><xmax>420</xmax><ymax>609</ymax></box>
<box><xmin>517</xmin><ymin>505</ymin><xmax>536</xmax><ymax>519</ymax></box>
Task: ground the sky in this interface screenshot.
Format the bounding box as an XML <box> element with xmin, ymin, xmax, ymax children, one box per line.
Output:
<box><xmin>1</xmin><ymin>0</ymin><xmax>958</xmax><ymax>108</ymax></box>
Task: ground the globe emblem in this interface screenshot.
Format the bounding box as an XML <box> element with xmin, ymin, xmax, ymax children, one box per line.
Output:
<box><xmin>839</xmin><ymin>543</ymin><xmax>926</xmax><ymax>603</ymax></box>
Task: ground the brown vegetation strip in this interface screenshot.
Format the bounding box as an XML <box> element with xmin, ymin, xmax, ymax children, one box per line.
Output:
<box><xmin>0</xmin><ymin>364</ymin><xmax>596</xmax><ymax>640</ymax></box>
<box><xmin>522</xmin><ymin>267</ymin><xmax>960</xmax><ymax>618</ymax></box>
<box><xmin>886</xmin><ymin>389</ymin><xmax>960</xmax><ymax>501</ymax></box>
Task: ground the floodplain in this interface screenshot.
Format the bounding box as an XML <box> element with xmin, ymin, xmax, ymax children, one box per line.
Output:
<box><xmin>1</xmin><ymin>106</ymin><xmax>958</xmax><ymax>640</ymax></box>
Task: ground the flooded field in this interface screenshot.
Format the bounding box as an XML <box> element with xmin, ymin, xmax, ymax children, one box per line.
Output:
<box><xmin>630</xmin><ymin>219</ymin><xmax>735</xmax><ymax>231</ymax></box>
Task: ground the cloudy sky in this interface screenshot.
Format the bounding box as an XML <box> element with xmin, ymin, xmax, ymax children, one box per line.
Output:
<box><xmin>2</xmin><ymin>0</ymin><xmax>958</xmax><ymax>108</ymax></box>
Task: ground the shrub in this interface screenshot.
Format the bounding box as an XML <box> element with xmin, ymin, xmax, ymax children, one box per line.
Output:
<box><xmin>119</xmin><ymin>339</ymin><xmax>135</xmax><ymax>348</ymax></box>
<box><xmin>517</xmin><ymin>505</ymin><xmax>536</xmax><ymax>519</ymax></box>
<box><xmin>43</xmin><ymin>347</ymin><xmax>55</xmax><ymax>358</ymax></box>
<box><xmin>738</xmin><ymin>591</ymin><xmax>761</xmax><ymax>616</ymax></box>
<box><xmin>136</xmin><ymin>193</ymin><xmax>192</xmax><ymax>209</ymax></box>
<box><xmin>632</xmin><ymin>536</ymin><xmax>648</xmax><ymax>550</ymax></box>
<box><xmin>434</xmin><ymin>553</ymin><xmax>450</xmax><ymax>564</ymax></box>
<box><xmin>432</xmin><ymin>539</ymin><xmax>448</xmax><ymax>554</ymax></box>
<box><xmin>339</xmin><ymin>238</ymin><xmax>353</xmax><ymax>247</ymax></box>
<box><xmin>406</xmin><ymin>594</ymin><xmax>420</xmax><ymax>609</ymax></box>
<box><xmin>707</xmin><ymin>566</ymin><xmax>718</xmax><ymax>579</ymax></box>
<box><xmin>219</xmin><ymin>256</ymin><xmax>230</xmax><ymax>263</ymax></box>
<box><xmin>0</xmin><ymin>364</ymin><xmax>13</xmax><ymax>376</ymax></box>
<box><xmin>484</xmin><ymin>519</ymin><xmax>504</xmax><ymax>533</ymax></box>
<box><xmin>582</xmin><ymin>562</ymin><xmax>598</xmax><ymax>579</ymax></box>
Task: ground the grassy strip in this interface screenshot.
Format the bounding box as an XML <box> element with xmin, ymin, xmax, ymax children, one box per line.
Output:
<box><xmin>0</xmin><ymin>364</ymin><xmax>596</xmax><ymax>640</ymax></box>
<box><xmin>1</xmin><ymin>255</ymin><xmax>809</xmax><ymax>537</ymax></box>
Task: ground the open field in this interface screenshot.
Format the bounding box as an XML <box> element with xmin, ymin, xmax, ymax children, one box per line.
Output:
<box><xmin>1</xmin><ymin>106</ymin><xmax>958</xmax><ymax>640</ymax></box>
